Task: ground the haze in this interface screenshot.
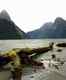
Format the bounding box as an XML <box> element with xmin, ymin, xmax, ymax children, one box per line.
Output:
<box><xmin>0</xmin><ymin>0</ymin><xmax>66</xmax><ymax>32</ymax></box>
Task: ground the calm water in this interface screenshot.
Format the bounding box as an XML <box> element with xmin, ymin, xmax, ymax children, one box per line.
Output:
<box><xmin>0</xmin><ymin>39</ymin><xmax>66</xmax><ymax>51</ymax></box>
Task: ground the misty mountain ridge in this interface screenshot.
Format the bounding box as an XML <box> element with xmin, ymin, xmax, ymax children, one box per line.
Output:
<box><xmin>27</xmin><ymin>17</ymin><xmax>66</xmax><ymax>38</ymax></box>
<box><xmin>0</xmin><ymin>10</ymin><xmax>27</xmax><ymax>39</ymax></box>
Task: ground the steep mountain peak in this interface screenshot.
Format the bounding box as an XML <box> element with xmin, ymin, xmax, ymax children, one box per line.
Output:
<box><xmin>0</xmin><ymin>10</ymin><xmax>27</xmax><ymax>39</ymax></box>
<box><xmin>27</xmin><ymin>17</ymin><xmax>66</xmax><ymax>38</ymax></box>
<box><xmin>0</xmin><ymin>10</ymin><xmax>11</xmax><ymax>21</ymax></box>
<box><xmin>55</xmin><ymin>17</ymin><xmax>65</xmax><ymax>24</ymax></box>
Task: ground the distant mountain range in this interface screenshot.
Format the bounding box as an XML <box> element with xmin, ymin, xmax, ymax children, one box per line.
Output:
<box><xmin>0</xmin><ymin>10</ymin><xmax>66</xmax><ymax>39</ymax></box>
<box><xmin>27</xmin><ymin>17</ymin><xmax>66</xmax><ymax>38</ymax></box>
<box><xmin>0</xmin><ymin>10</ymin><xmax>27</xmax><ymax>39</ymax></box>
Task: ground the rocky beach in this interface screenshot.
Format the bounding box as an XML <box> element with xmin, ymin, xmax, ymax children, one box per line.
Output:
<box><xmin>22</xmin><ymin>45</ymin><xmax>66</xmax><ymax>80</ymax></box>
<box><xmin>0</xmin><ymin>39</ymin><xmax>66</xmax><ymax>80</ymax></box>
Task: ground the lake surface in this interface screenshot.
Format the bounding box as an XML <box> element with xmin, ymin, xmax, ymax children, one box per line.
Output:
<box><xmin>0</xmin><ymin>39</ymin><xmax>66</xmax><ymax>80</ymax></box>
<box><xmin>0</xmin><ymin>39</ymin><xmax>66</xmax><ymax>51</ymax></box>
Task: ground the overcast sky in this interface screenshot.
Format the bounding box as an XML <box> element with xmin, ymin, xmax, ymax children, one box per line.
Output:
<box><xmin>0</xmin><ymin>0</ymin><xmax>66</xmax><ymax>32</ymax></box>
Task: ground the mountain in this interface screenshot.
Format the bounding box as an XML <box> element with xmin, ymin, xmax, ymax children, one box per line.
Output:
<box><xmin>0</xmin><ymin>10</ymin><xmax>27</xmax><ymax>39</ymax></box>
<box><xmin>27</xmin><ymin>17</ymin><xmax>66</xmax><ymax>38</ymax></box>
<box><xmin>0</xmin><ymin>10</ymin><xmax>11</xmax><ymax>21</ymax></box>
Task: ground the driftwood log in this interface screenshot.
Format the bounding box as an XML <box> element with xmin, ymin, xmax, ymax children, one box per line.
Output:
<box><xmin>13</xmin><ymin>42</ymin><xmax>54</xmax><ymax>55</ymax></box>
<box><xmin>0</xmin><ymin>42</ymin><xmax>54</xmax><ymax>80</ymax></box>
<box><xmin>0</xmin><ymin>42</ymin><xmax>54</xmax><ymax>68</ymax></box>
<box><xmin>56</xmin><ymin>42</ymin><xmax>66</xmax><ymax>47</ymax></box>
